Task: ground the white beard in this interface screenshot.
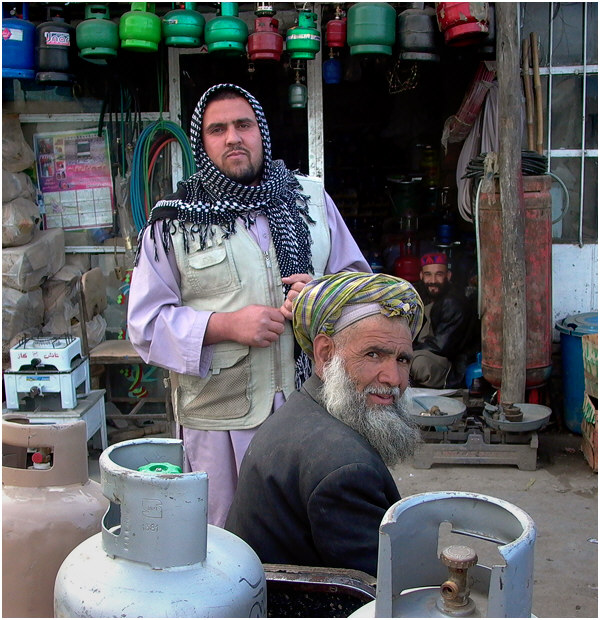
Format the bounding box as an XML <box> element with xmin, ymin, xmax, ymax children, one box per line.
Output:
<box><xmin>319</xmin><ymin>354</ymin><xmax>421</xmax><ymax>466</ymax></box>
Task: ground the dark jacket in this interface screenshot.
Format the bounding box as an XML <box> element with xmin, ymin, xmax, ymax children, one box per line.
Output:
<box><xmin>414</xmin><ymin>287</ymin><xmax>470</xmax><ymax>361</ymax></box>
<box><xmin>224</xmin><ymin>375</ymin><xmax>401</xmax><ymax>578</ymax></box>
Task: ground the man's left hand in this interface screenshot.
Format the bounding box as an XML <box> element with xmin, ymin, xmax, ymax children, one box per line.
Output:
<box><xmin>280</xmin><ymin>273</ymin><xmax>313</xmax><ymax>320</ymax></box>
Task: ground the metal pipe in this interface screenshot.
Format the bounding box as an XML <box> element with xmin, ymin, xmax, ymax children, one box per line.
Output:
<box><xmin>578</xmin><ymin>4</ymin><xmax>588</xmax><ymax>247</ymax></box>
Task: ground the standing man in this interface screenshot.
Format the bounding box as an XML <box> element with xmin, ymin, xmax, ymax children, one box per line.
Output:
<box><xmin>225</xmin><ymin>272</ymin><xmax>424</xmax><ymax>577</ymax></box>
<box><xmin>410</xmin><ymin>252</ymin><xmax>471</xmax><ymax>388</ymax></box>
<box><xmin>127</xmin><ymin>84</ymin><xmax>369</xmax><ymax>527</ymax></box>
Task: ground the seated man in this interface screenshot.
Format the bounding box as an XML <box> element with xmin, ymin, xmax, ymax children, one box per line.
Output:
<box><xmin>411</xmin><ymin>252</ymin><xmax>474</xmax><ymax>388</ymax></box>
<box><xmin>225</xmin><ymin>272</ymin><xmax>424</xmax><ymax>577</ymax></box>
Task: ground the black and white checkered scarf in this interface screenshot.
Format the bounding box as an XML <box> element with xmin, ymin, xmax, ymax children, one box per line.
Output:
<box><xmin>137</xmin><ymin>83</ymin><xmax>315</xmax><ymax>386</ymax></box>
<box><xmin>137</xmin><ymin>83</ymin><xmax>314</xmax><ymax>286</ymax></box>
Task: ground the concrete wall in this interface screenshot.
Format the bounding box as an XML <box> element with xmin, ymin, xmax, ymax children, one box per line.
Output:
<box><xmin>552</xmin><ymin>243</ymin><xmax>598</xmax><ymax>339</ymax></box>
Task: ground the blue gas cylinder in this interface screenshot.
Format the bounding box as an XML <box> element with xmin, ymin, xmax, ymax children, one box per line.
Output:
<box><xmin>323</xmin><ymin>57</ymin><xmax>342</xmax><ymax>84</ymax></box>
<box><xmin>2</xmin><ymin>5</ymin><xmax>36</xmax><ymax>78</ymax></box>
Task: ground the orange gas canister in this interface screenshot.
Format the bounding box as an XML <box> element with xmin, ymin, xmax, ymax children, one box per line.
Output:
<box><xmin>2</xmin><ymin>417</ymin><xmax>108</xmax><ymax>618</ymax></box>
<box><xmin>478</xmin><ymin>175</ymin><xmax>553</xmax><ymax>390</ymax></box>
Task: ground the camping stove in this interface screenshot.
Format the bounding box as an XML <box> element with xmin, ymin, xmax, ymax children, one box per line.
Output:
<box><xmin>410</xmin><ymin>393</ymin><xmax>551</xmax><ymax>471</ymax></box>
<box><xmin>3</xmin><ymin>335</ymin><xmax>90</xmax><ymax>411</ymax></box>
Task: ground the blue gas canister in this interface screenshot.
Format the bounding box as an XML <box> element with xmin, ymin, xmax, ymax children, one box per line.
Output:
<box><xmin>2</xmin><ymin>4</ymin><xmax>36</xmax><ymax>78</ymax></box>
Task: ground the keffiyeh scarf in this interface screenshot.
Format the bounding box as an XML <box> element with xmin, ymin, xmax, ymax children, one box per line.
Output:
<box><xmin>136</xmin><ymin>83</ymin><xmax>314</xmax><ymax>283</ymax></box>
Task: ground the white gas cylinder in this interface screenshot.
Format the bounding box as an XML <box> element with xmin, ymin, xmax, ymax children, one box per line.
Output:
<box><xmin>54</xmin><ymin>438</ymin><xmax>266</xmax><ymax>617</ymax></box>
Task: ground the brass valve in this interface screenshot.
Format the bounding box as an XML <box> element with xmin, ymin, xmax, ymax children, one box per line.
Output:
<box><xmin>437</xmin><ymin>545</ymin><xmax>478</xmax><ymax>616</ymax></box>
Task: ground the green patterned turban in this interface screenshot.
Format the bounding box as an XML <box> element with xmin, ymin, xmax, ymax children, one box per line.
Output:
<box><xmin>293</xmin><ymin>271</ymin><xmax>424</xmax><ymax>357</ymax></box>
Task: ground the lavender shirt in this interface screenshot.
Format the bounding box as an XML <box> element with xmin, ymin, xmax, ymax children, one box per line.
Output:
<box><xmin>127</xmin><ymin>191</ymin><xmax>369</xmax><ymax>378</ymax></box>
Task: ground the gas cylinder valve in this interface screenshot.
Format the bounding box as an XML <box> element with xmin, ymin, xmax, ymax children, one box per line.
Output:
<box><xmin>437</xmin><ymin>545</ymin><xmax>478</xmax><ymax>616</ymax></box>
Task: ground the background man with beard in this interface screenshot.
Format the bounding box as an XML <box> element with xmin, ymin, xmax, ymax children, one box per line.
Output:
<box><xmin>410</xmin><ymin>252</ymin><xmax>473</xmax><ymax>389</ymax></box>
<box><xmin>225</xmin><ymin>272</ymin><xmax>424</xmax><ymax>577</ymax></box>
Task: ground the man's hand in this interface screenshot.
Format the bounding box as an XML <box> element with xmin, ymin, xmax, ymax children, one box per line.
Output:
<box><xmin>280</xmin><ymin>274</ymin><xmax>313</xmax><ymax>320</ymax></box>
<box><xmin>206</xmin><ymin>305</ymin><xmax>285</xmax><ymax>348</ymax></box>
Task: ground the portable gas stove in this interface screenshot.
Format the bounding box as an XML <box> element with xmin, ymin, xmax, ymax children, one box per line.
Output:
<box><xmin>409</xmin><ymin>393</ymin><xmax>552</xmax><ymax>471</ymax></box>
<box><xmin>3</xmin><ymin>335</ymin><xmax>91</xmax><ymax>410</ymax></box>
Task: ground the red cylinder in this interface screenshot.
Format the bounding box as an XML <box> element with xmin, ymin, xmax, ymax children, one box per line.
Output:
<box><xmin>436</xmin><ymin>2</ymin><xmax>489</xmax><ymax>47</ymax></box>
<box><xmin>248</xmin><ymin>16</ymin><xmax>283</xmax><ymax>61</ymax></box>
<box><xmin>393</xmin><ymin>255</ymin><xmax>421</xmax><ymax>283</ymax></box>
<box><xmin>479</xmin><ymin>175</ymin><xmax>553</xmax><ymax>390</ymax></box>
<box><xmin>326</xmin><ymin>17</ymin><xmax>347</xmax><ymax>47</ymax></box>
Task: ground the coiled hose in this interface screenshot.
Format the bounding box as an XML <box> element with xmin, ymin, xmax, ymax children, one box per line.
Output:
<box><xmin>130</xmin><ymin>120</ymin><xmax>196</xmax><ymax>232</ymax></box>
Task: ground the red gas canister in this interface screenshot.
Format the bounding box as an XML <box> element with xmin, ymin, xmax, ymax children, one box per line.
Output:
<box><xmin>248</xmin><ymin>15</ymin><xmax>283</xmax><ymax>61</ymax></box>
<box><xmin>478</xmin><ymin>175</ymin><xmax>553</xmax><ymax>390</ymax></box>
<box><xmin>326</xmin><ymin>15</ymin><xmax>347</xmax><ymax>48</ymax></box>
<box><xmin>435</xmin><ymin>2</ymin><xmax>489</xmax><ymax>47</ymax></box>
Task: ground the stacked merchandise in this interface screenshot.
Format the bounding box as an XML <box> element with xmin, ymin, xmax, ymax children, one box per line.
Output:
<box><xmin>581</xmin><ymin>334</ymin><xmax>598</xmax><ymax>471</ymax></box>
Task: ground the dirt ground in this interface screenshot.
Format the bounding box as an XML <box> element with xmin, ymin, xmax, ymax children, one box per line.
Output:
<box><xmin>390</xmin><ymin>428</ymin><xmax>598</xmax><ymax>618</ymax></box>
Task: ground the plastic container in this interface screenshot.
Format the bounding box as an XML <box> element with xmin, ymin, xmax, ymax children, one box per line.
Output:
<box><xmin>555</xmin><ymin>312</ymin><xmax>598</xmax><ymax>434</ymax></box>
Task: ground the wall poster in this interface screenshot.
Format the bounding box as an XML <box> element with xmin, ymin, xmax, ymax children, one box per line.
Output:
<box><xmin>33</xmin><ymin>128</ymin><xmax>114</xmax><ymax>230</ymax></box>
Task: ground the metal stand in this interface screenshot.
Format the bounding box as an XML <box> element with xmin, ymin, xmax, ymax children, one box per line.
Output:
<box><xmin>413</xmin><ymin>428</ymin><xmax>539</xmax><ymax>471</ymax></box>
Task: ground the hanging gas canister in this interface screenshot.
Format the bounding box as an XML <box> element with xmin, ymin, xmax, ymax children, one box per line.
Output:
<box><xmin>397</xmin><ymin>5</ymin><xmax>440</xmax><ymax>62</ymax></box>
<box><xmin>204</xmin><ymin>2</ymin><xmax>248</xmax><ymax>55</ymax></box>
<box><xmin>248</xmin><ymin>5</ymin><xmax>283</xmax><ymax>62</ymax></box>
<box><xmin>347</xmin><ymin>2</ymin><xmax>396</xmax><ymax>56</ymax></box>
<box><xmin>54</xmin><ymin>438</ymin><xmax>266</xmax><ymax>617</ymax></box>
<box><xmin>435</xmin><ymin>2</ymin><xmax>489</xmax><ymax>47</ymax></box>
<box><xmin>478</xmin><ymin>175</ymin><xmax>553</xmax><ymax>390</ymax></box>
<box><xmin>119</xmin><ymin>2</ymin><xmax>162</xmax><ymax>52</ymax></box>
<box><xmin>162</xmin><ymin>2</ymin><xmax>205</xmax><ymax>48</ymax></box>
<box><xmin>286</xmin><ymin>9</ymin><xmax>320</xmax><ymax>60</ymax></box>
<box><xmin>2</xmin><ymin>417</ymin><xmax>108</xmax><ymax>618</ymax></box>
<box><xmin>35</xmin><ymin>5</ymin><xmax>76</xmax><ymax>83</ymax></box>
<box><xmin>326</xmin><ymin>5</ymin><xmax>347</xmax><ymax>48</ymax></box>
<box><xmin>76</xmin><ymin>4</ymin><xmax>119</xmax><ymax>62</ymax></box>
<box><xmin>2</xmin><ymin>3</ymin><xmax>36</xmax><ymax>78</ymax></box>
<box><xmin>323</xmin><ymin>52</ymin><xmax>342</xmax><ymax>84</ymax></box>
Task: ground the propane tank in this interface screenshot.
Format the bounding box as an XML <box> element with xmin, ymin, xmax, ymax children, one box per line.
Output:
<box><xmin>479</xmin><ymin>175</ymin><xmax>553</xmax><ymax>390</ymax></box>
<box><xmin>323</xmin><ymin>51</ymin><xmax>342</xmax><ymax>84</ymax></box>
<box><xmin>350</xmin><ymin>491</ymin><xmax>536</xmax><ymax>617</ymax></box>
<box><xmin>54</xmin><ymin>438</ymin><xmax>266</xmax><ymax>617</ymax></box>
<box><xmin>119</xmin><ymin>2</ymin><xmax>162</xmax><ymax>52</ymax></box>
<box><xmin>35</xmin><ymin>5</ymin><xmax>76</xmax><ymax>83</ymax></box>
<box><xmin>435</xmin><ymin>2</ymin><xmax>489</xmax><ymax>47</ymax></box>
<box><xmin>326</xmin><ymin>5</ymin><xmax>347</xmax><ymax>48</ymax></box>
<box><xmin>347</xmin><ymin>2</ymin><xmax>396</xmax><ymax>56</ymax></box>
<box><xmin>2</xmin><ymin>417</ymin><xmax>108</xmax><ymax>618</ymax></box>
<box><xmin>2</xmin><ymin>3</ymin><xmax>36</xmax><ymax>78</ymax></box>
<box><xmin>248</xmin><ymin>5</ymin><xmax>283</xmax><ymax>62</ymax></box>
<box><xmin>397</xmin><ymin>4</ymin><xmax>440</xmax><ymax>62</ymax></box>
<box><xmin>162</xmin><ymin>2</ymin><xmax>205</xmax><ymax>48</ymax></box>
<box><xmin>76</xmin><ymin>4</ymin><xmax>119</xmax><ymax>62</ymax></box>
<box><xmin>204</xmin><ymin>2</ymin><xmax>248</xmax><ymax>56</ymax></box>
<box><xmin>286</xmin><ymin>9</ymin><xmax>320</xmax><ymax>60</ymax></box>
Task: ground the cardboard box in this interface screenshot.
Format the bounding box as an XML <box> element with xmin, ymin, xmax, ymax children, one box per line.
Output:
<box><xmin>581</xmin><ymin>392</ymin><xmax>598</xmax><ymax>472</ymax></box>
<box><xmin>582</xmin><ymin>333</ymin><xmax>598</xmax><ymax>399</ymax></box>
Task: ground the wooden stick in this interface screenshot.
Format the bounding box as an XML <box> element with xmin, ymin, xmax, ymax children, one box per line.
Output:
<box><xmin>530</xmin><ymin>32</ymin><xmax>544</xmax><ymax>155</ymax></box>
<box><xmin>497</xmin><ymin>3</ymin><xmax>527</xmax><ymax>405</ymax></box>
<box><xmin>522</xmin><ymin>37</ymin><xmax>535</xmax><ymax>151</ymax></box>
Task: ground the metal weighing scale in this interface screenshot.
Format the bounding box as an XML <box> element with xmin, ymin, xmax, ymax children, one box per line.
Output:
<box><xmin>409</xmin><ymin>394</ymin><xmax>552</xmax><ymax>471</ymax></box>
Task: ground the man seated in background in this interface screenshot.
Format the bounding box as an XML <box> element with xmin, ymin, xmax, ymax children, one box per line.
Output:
<box><xmin>411</xmin><ymin>252</ymin><xmax>476</xmax><ymax>388</ymax></box>
<box><xmin>225</xmin><ymin>272</ymin><xmax>424</xmax><ymax>578</ymax></box>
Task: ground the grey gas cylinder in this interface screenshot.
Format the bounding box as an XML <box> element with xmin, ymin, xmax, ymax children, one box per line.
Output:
<box><xmin>350</xmin><ymin>491</ymin><xmax>537</xmax><ymax>617</ymax></box>
<box><xmin>54</xmin><ymin>438</ymin><xmax>266</xmax><ymax>617</ymax></box>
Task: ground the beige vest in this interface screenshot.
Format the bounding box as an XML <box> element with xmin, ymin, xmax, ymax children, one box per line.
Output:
<box><xmin>170</xmin><ymin>175</ymin><xmax>331</xmax><ymax>430</ymax></box>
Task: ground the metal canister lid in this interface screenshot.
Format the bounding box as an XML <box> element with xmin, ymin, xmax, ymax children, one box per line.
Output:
<box><xmin>555</xmin><ymin>312</ymin><xmax>598</xmax><ymax>336</ymax></box>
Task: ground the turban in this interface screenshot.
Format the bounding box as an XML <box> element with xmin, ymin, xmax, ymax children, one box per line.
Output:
<box><xmin>421</xmin><ymin>252</ymin><xmax>448</xmax><ymax>266</ymax></box>
<box><xmin>293</xmin><ymin>272</ymin><xmax>424</xmax><ymax>357</ymax></box>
